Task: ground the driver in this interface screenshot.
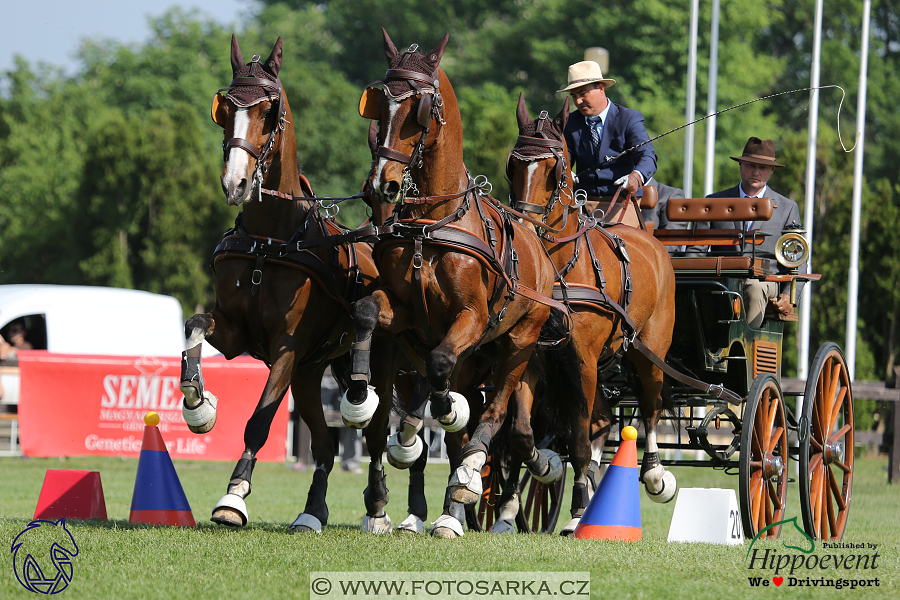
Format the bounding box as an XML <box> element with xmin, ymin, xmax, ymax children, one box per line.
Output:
<box><xmin>701</xmin><ymin>137</ymin><xmax>807</xmax><ymax>328</ymax></box>
<box><xmin>559</xmin><ymin>60</ymin><xmax>656</xmax><ymax>225</ymax></box>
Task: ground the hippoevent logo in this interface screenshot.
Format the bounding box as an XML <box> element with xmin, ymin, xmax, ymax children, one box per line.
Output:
<box><xmin>10</xmin><ymin>519</ymin><xmax>79</xmax><ymax>594</ymax></box>
<box><xmin>745</xmin><ymin>517</ymin><xmax>880</xmax><ymax>590</ymax></box>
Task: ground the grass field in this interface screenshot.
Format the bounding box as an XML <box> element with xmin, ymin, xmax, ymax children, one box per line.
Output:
<box><xmin>1</xmin><ymin>452</ymin><xmax>897</xmax><ymax>599</ymax></box>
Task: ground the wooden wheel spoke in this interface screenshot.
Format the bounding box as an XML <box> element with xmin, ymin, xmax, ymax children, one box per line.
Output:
<box><xmin>762</xmin><ymin>484</ymin><xmax>773</xmax><ymax>531</ymax></box>
<box><xmin>832</xmin><ymin>458</ymin><xmax>852</xmax><ymax>474</ymax></box>
<box><xmin>829</xmin><ymin>423</ymin><xmax>852</xmax><ymax>443</ymax></box>
<box><xmin>764</xmin><ymin>392</ymin><xmax>778</xmax><ymax>440</ymax></box>
<box><xmin>829</xmin><ymin>387</ymin><xmax>848</xmax><ymax>433</ymax></box>
<box><xmin>750</xmin><ymin>470</ymin><xmax>763</xmax><ymax>527</ymax></box>
<box><xmin>811</xmin><ymin>465</ymin><xmax>823</xmax><ymax>533</ymax></box>
<box><xmin>828</xmin><ymin>467</ymin><xmax>846</xmax><ymax>512</ymax></box>
<box><xmin>767</xmin><ymin>479</ymin><xmax>782</xmax><ymax>510</ymax></box>
<box><xmin>810</xmin><ymin>437</ymin><xmax>823</xmax><ymax>452</ymax></box>
<box><xmin>767</xmin><ymin>426</ymin><xmax>785</xmax><ymax>454</ymax></box>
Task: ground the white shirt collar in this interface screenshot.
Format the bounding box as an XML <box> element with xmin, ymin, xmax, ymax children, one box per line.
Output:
<box><xmin>739</xmin><ymin>183</ymin><xmax>767</xmax><ymax>198</ymax></box>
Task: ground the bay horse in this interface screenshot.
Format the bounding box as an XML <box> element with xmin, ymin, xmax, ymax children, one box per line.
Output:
<box><xmin>343</xmin><ymin>30</ymin><xmax>567</xmax><ymax>538</ymax></box>
<box><xmin>505</xmin><ymin>94</ymin><xmax>677</xmax><ymax>534</ymax></box>
<box><xmin>180</xmin><ymin>35</ymin><xmax>410</xmax><ymax>533</ymax></box>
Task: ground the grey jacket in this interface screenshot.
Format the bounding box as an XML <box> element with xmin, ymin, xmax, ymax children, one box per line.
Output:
<box><xmin>702</xmin><ymin>184</ymin><xmax>807</xmax><ymax>295</ymax></box>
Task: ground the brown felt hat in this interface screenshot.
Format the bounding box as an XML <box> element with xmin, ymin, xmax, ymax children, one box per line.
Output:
<box><xmin>730</xmin><ymin>137</ymin><xmax>785</xmax><ymax>168</ymax></box>
<box><xmin>557</xmin><ymin>61</ymin><xmax>616</xmax><ymax>93</ymax></box>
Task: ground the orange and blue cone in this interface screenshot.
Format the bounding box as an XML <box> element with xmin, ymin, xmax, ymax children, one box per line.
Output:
<box><xmin>129</xmin><ymin>412</ymin><xmax>196</xmax><ymax>527</ymax></box>
<box><xmin>573</xmin><ymin>425</ymin><xmax>641</xmax><ymax>541</ymax></box>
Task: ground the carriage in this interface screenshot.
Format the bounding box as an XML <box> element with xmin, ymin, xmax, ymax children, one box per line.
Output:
<box><xmin>474</xmin><ymin>192</ymin><xmax>853</xmax><ymax>542</ymax></box>
<box><xmin>195</xmin><ymin>32</ymin><xmax>852</xmax><ymax>541</ymax></box>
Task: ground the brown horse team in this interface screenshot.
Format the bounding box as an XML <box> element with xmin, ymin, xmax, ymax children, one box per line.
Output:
<box><xmin>185</xmin><ymin>30</ymin><xmax>677</xmax><ymax>537</ymax></box>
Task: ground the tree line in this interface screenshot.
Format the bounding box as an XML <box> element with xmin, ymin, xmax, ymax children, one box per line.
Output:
<box><xmin>0</xmin><ymin>1</ymin><xmax>897</xmax><ymax>411</ymax></box>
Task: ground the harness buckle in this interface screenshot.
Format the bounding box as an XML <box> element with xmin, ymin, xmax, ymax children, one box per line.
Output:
<box><xmin>251</xmin><ymin>269</ymin><xmax>263</xmax><ymax>286</ymax></box>
<box><xmin>708</xmin><ymin>384</ymin><xmax>725</xmax><ymax>399</ymax></box>
<box><xmin>622</xmin><ymin>327</ymin><xmax>636</xmax><ymax>351</ymax></box>
<box><xmin>412</xmin><ymin>252</ymin><xmax>423</xmax><ymax>269</ymax></box>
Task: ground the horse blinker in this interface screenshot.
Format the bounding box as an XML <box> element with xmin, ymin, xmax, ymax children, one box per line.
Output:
<box><xmin>359</xmin><ymin>87</ymin><xmax>382</xmax><ymax>120</ymax></box>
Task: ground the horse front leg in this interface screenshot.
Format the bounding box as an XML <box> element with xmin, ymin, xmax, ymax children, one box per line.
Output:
<box><xmin>342</xmin><ymin>289</ymin><xmax>411</xmax><ymax>428</ymax></box>
<box><xmin>448</xmin><ymin>313</ymin><xmax>542</xmax><ymax>506</ymax></box>
<box><xmin>181</xmin><ymin>311</ymin><xmax>240</xmax><ymax>433</ymax></box>
<box><xmin>211</xmin><ymin>351</ymin><xmax>296</xmax><ymax>528</ymax></box>
<box><xmin>630</xmin><ymin>350</ymin><xmax>677</xmax><ymax>504</ymax></box>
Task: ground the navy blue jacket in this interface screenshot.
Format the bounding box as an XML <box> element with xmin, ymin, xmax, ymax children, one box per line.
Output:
<box><xmin>564</xmin><ymin>102</ymin><xmax>657</xmax><ymax>197</ymax></box>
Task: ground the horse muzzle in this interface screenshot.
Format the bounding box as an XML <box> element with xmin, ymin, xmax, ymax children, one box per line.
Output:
<box><xmin>222</xmin><ymin>174</ymin><xmax>253</xmax><ymax>206</ymax></box>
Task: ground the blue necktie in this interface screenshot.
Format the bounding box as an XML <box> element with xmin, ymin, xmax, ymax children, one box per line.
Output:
<box><xmin>587</xmin><ymin>116</ymin><xmax>602</xmax><ymax>161</ymax></box>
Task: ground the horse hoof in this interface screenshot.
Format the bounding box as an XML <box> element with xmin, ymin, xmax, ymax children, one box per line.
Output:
<box><xmin>210</xmin><ymin>493</ymin><xmax>247</xmax><ymax>526</ymax></box>
<box><xmin>430</xmin><ymin>515</ymin><xmax>464</xmax><ymax>538</ymax></box>
<box><xmin>436</xmin><ymin>392</ymin><xmax>469</xmax><ymax>432</ymax></box>
<box><xmin>340</xmin><ymin>386</ymin><xmax>378</xmax><ymax>429</ymax></box>
<box><xmin>532</xmin><ymin>449</ymin><xmax>564</xmax><ymax>484</ymax></box>
<box><xmin>386</xmin><ymin>432</ymin><xmax>424</xmax><ymax>470</ymax></box>
<box><xmin>183</xmin><ymin>391</ymin><xmax>218</xmax><ymax>434</ymax></box>
<box><xmin>448</xmin><ymin>465</ymin><xmax>482</xmax><ymax>505</ymax></box>
<box><xmin>488</xmin><ymin>519</ymin><xmax>516</xmax><ymax>534</ymax></box>
<box><xmin>645</xmin><ymin>470</ymin><xmax>677</xmax><ymax>504</ymax></box>
<box><xmin>559</xmin><ymin>517</ymin><xmax>580</xmax><ymax>537</ymax></box>
<box><xmin>396</xmin><ymin>514</ymin><xmax>425</xmax><ymax>534</ymax></box>
<box><xmin>361</xmin><ymin>514</ymin><xmax>393</xmax><ymax>534</ymax></box>
<box><xmin>290</xmin><ymin>513</ymin><xmax>323</xmax><ymax>533</ymax></box>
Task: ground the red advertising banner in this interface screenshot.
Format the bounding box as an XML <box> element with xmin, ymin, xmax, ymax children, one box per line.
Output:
<box><xmin>17</xmin><ymin>352</ymin><xmax>287</xmax><ymax>462</ymax></box>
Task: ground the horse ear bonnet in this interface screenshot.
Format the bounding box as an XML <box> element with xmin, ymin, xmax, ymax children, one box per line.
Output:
<box><xmin>225</xmin><ymin>59</ymin><xmax>280</xmax><ymax>108</ymax></box>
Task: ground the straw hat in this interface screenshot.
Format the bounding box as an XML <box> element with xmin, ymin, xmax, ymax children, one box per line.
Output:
<box><xmin>557</xmin><ymin>61</ymin><xmax>617</xmax><ymax>93</ymax></box>
<box><xmin>730</xmin><ymin>137</ymin><xmax>785</xmax><ymax>168</ymax></box>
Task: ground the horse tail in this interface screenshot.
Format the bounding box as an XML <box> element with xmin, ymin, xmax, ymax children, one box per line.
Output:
<box><xmin>534</xmin><ymin>308</ymin><xmax>589</xmax><ymax>445</ymax></box>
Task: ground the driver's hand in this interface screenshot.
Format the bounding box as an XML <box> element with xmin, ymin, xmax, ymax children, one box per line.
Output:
<box><xmin>624</xmin><ymin>171</ymin><xmax>642</xmax><ymax>195</ymax></box>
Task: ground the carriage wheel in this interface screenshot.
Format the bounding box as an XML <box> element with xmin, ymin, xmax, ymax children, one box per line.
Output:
<box><xmin>515</xmin><ymin>460</ymin><xmax>567</xmax><ymax>534</ymax></box>
<box><xmin>739</xmin><ymin>374</ymin><xmax>788</xmax><ymax>539</ymax></box>
<box><xmin>799</xmin><ymin>343</ymin><xmax>854</xmax><ymax>540</ymax></box>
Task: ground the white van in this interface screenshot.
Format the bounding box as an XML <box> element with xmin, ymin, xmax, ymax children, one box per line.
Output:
<box><xmin>0</xmin><ymin>284</ymin><xmax>194</xmax><ymax>406</ymax></box>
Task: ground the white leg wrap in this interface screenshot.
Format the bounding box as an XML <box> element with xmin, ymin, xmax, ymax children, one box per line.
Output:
<box><xmin>531</xmin><ymin>449</ymin><xmax>564</xmax><ymax>484</ymax></box>
<box><xmin>560</xmin><ymin>516</ymin><xmax>580</xmax><ymax>536</ymax></box>
<box><xmin>448</xmin><ymin>464</ymin><xmax>483</xmax><ymax>505</ymax></box>
<box><xmin>437</xmin><ymin>392</ymin><xmax>469</xmax><ymax>432</ymax></box>
<box><xmin>211</xmin><ymin>493</ymin><xmax>248</xmax><ymax>526</ymax></box>
<box><xmin>340</xmin><ymin>386</ymin><xmax>379</xmax><ymax>429</ymax></box>
<box><xmin>430</xmin><ymin>514</ymin><xmax>464</xmax><ymax>538</ymax></box>
<box><xmin>386</xmin><ymin>432</ymin><xmax>424</xmax><ymax>470</ymax></box>
<box><xmin>290</xmin><ymin>513</ymin><xmax>323</xmax><ymax>533</ymax></box>
<box><xmin>643</xmin><ymin>465</ymin><xmax>677</xmax><ymax>504</ymax></box>
<box><xmin>396</xmin><ymin>514</ymin><xmax>425</xmax><ymax>534</ymax></box>
<box><xmin>361</xmin><ymin>513</ymin><xmax>393</xmax><ymax>534</ymax></box>
<box><xmin>182</xmin><ymin>391</ymin><xmax>218</xmax><ymax>434</ymax></box>
<box><xmin>488</xmin><ymin>493</ymin><xmax>520</xmax><ymax>534</ymax></box>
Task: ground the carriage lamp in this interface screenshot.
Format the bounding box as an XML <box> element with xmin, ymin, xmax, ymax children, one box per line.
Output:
<box><xmin>775</xmin><ymin>222</ymin><xmax>809</xmax><ymax>304</ymax></box>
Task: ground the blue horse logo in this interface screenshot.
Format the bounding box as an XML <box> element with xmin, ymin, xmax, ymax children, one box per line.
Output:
<box><xmin>11</xmin><ymin>518</ymin><xmax>79</xmax><ymax>594</ymax></box>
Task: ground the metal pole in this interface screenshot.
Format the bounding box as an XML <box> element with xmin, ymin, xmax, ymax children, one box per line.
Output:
<box><xmin>798</xmin><ymin>0</ymin><xmax>823</xmax><ymax>381</ymax></box>
<box><xmin>683</xmin><ymin>0</ymin><xmax>699</xmax><ymax>197</ymax></box>
<box><xmin>704</xmin><ymin>0</ymin><xmax>720</xmax><ymax>196</ymax></box>
<box><xmin>846</xmin><ymin>0</ymin><xmax>871</xmax><ymax>381</ymax></box>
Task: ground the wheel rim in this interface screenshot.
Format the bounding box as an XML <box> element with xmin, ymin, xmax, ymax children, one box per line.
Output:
<box><xmin>740</xmin><ymin>375</ymin><xmax>788</xmax><ymax>539</ymax></box>
<box><xmin>516</xmin><ymin>463</ymin><xmax>566</xmax><ymax>534</ymax></box>
<box><xmin>800</xmin><ymin>344</ymin><xmax>854</xmax><ymax>540</ymax></box>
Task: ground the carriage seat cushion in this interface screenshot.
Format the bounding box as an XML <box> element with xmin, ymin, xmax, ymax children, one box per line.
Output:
<box><xmin>669</xmin><ymin>256</ymin><xmax>773</xmax><ymax>277</ymax></box>
<box><xmin>666</xmin><ymin>197</ymin><xmax>774</xmax><ymax>222</ymax></box>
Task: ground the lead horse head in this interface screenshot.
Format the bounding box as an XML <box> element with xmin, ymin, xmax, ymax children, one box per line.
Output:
<box><xmin>359</xmin><ymin>29</ymin><xmax>455</xmax><ymax>204</ymax></box>
<box><xmin>212</xmin><ymin>35</ymin><xmax>289</xmax><ymax>206</ymax></box>
<box><xmin>507</xmin><ymin>94</ymin><xmax>579</xmax><ymax>233</ymax></box>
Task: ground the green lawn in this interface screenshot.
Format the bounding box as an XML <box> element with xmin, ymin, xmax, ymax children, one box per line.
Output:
<box><xmin>1</xmin><ymin>453</ymin><xmax>897</xmax><ymax>599</ymax></box>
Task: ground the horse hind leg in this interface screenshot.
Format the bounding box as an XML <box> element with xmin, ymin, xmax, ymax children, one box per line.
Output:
<box><xmin>181</xmin><ymin>314</ymin><xmax>219</xmax><ymax>433</ymax></box>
